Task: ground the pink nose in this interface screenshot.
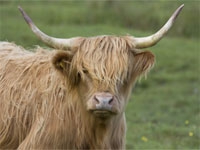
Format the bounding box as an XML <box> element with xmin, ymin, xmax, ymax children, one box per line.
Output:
<box><xmin>94</xmin><ymin>92</ymin><xmax>114</xmax><ymax>106</ymax></box>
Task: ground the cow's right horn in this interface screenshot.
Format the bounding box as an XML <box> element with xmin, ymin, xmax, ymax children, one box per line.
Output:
<box><xmin>18</xmin><ymin>6</ymin><xmax>79</xmax><ymax>50</ymax></box>
<box><xmin>131</xmin><ymin>4</ymin><xmax>184</xmax><ymax>49</ymax></box>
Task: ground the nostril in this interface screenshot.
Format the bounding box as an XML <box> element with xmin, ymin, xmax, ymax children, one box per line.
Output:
<box><xmin>94</xmin><ymin>96</ymin><xmax>100</xmax><ymax>104</ymax></box>
<box><xmin>108</xmin><ymin>97</ymin><xmax>113</xmax><ymax>104</ymax></box>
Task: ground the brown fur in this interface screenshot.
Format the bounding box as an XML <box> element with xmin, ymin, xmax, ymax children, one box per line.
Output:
<box><xmin>0</xmin><ymin>36</ymin><xmax>154</xmax><ymax>149</ymax></box>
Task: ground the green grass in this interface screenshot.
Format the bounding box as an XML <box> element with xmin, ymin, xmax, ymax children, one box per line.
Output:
<box><xmin>126</xmin><ymin>37</ymin><xmax>199</xmax><ymax>149</ymax></box>
<box><xmin>0</xmin><ymin>1</ymin><xmax>199</xmax><ymax>149</ymax></box>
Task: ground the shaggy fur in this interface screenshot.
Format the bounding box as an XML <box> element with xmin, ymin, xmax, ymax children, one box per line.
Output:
<box><xmin>0</xmin><ymin>36</ymin><xmax>154</xmax><ymax>149</ymax></box>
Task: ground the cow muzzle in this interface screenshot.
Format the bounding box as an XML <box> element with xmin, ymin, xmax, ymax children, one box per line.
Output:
<box><xmin>88</xmin><ymin>92</ymin><xmax>119</xmax><ymax>118</ymax></box>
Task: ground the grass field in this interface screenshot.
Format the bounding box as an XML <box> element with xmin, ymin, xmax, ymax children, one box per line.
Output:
<box><xmin>0</xmin><ymin>1</ymin><xmax>199</xmax><ymax>149</ymax></box>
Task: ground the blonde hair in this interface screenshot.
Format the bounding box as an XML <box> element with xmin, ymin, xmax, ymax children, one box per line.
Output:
<box><xmin>70</xmin><ymin>36</ymin><xmax>135</xmax><ymax>91</ymax></box>
<box><xmin>0</xmin><ymin>38</ymin><xmax>154</xmax><ymax>149</ymax></box>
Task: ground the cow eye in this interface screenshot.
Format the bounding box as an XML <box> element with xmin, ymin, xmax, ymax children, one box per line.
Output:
<box><xmin>82</xmin><ymin>69</ymin><xmax>88</xmax><ymax>74</ymax></box>
<box><xmin>77</xmin><ymin>69</ymin><xmax>89</xmax><ymax>81</ymax></box>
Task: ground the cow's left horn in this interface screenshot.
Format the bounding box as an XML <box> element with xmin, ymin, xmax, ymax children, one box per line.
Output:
<box><xmin>18</xmin><ymin>6</ymin><xmax>79</xmax><ymax>50</ymax></box>
<box><xmin>131</xmin><ymin>4</ymin><xmax>184</xmax><ymax>49</ymax></box>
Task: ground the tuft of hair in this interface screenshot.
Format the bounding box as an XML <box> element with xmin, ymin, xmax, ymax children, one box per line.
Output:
<box><xmin>70</xmin><ymin>36</ymin><xmax>135</xmax><ymax>91</ymax></box>
<box><xmin>133</xmin><ymin>50</ymin><xmax>155</xmax><ymax>81</ymax></box>
<box><xmin>0</xmin><ymin>42</ymin><xmax>70</xmax><ymax>148</ymax></box>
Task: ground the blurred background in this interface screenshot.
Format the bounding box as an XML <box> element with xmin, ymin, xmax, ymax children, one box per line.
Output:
<box><xmin>0</xmin><ymin>0</ymin><xmax>199</xmax><ymax>149</ymax></box>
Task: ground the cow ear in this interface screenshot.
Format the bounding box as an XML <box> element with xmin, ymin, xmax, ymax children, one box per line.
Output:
<box><xmin>52</xmin><ymin>50</ymin><xmax>74</xmax><ymax>74</ymax></box>
<box><xmin>133</xmin><ymin>51</ymin><xmax>155</xmax><ymax>76</ymax></box>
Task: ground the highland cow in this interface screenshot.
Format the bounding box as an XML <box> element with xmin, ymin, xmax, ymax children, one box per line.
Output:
<box><xmin>0</xmin><ymin>5</ymin><xmax>184</xmax><ymax>149</ymax></box>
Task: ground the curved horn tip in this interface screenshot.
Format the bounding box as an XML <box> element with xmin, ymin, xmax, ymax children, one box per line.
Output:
<box><xmin>175</xmin><ymin>4</ymin><xmax>184</xmax><ymax>17</ymax></box>
<box><xmin>18</xmin><ymin>6</ymin><xmax>33</xmax><ymax>26</ymax></box>
<box><xmin>132</xmin><ymin>4</ymin><xmax>184</xmax><ymax>49</ymax></box>
<box><xmin>18</xmin><ymin>6</ymin><xmax>76</xmax><ymax>50</ymax></box>
<box><xmin>180</xmin><ymin>4</ymin><xmax>184</xmax><ymax>9</ymax></box>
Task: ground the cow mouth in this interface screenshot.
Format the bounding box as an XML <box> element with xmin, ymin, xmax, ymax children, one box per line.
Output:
<box><xmin>91</xmin><ymin>109</ymin><xmax>117</xmax><ymax>118</ymax></box>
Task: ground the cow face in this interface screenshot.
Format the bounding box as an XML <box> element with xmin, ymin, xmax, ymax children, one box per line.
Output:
<box><xmin>53</xmin><ymin>36</ymin><xmax>155</xmax><ymax>119</ymax></box>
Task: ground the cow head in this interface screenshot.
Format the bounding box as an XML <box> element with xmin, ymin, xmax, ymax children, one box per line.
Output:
<box><xmin>18</xmin><ymin>5</ymin><xmax>184</xmax><ymax>119</ymax></box>
<box><xmin>51</xmin><ymin>36</ymin><xmax>155</xmax><ymax>118</ymax></box>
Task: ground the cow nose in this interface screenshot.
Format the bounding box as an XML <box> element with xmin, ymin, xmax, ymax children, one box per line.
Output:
<box><xmin>94</xmin><ymin>93</ymin><xmax>114</xmax><ymax>106</ymax></box>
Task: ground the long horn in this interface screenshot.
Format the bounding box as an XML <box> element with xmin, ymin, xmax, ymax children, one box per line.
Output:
<box><xmin>131</xmin><ymin>4</ymin><xmax>184</xmax><ymax>49</ymax></box>
<box><xmin>18</xmin><ymin>6</ymin><xmax>79</xmax><ymax>50</ymax></box>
